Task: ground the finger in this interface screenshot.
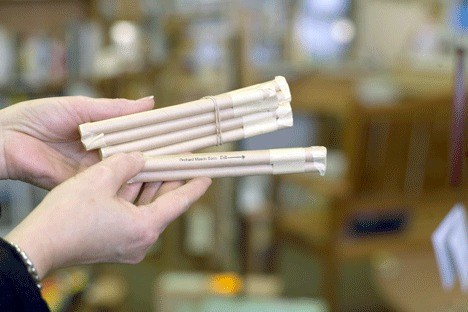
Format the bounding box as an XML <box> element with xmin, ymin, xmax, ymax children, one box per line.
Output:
<box><xmin>153</xmin><ymin>180</ymin><xmax>185</xmax><ymax>197</ymax></box>
<box><xmin>144</xmin><ymin>177</ymin><xmax>212</xmax><ymax>230</ymax></box>
<box><xmin>118</xmin><ymin>182</ymin><xmax>143</xmax><ymax>203</ymax></box>
<box><xmin>38</xmin><ymin>145</ymin><xmax>100</xmax><ymax>189</ymax></box>
<box><xmin>68</xmin><ymin>96</ymin><xmax>155</xmax><ymax>124</ymax></box>
<box><xmin>3</xmin><ymin>133</ymin><xmax>77</xmax><ymax>190</ymax></box>
<box><xmin>80</xmin><ymin>152</ymin><xmax>145</xmax><ymax>195</ymax></box>
<box><xmin>136</xmin><ymin>182</ymin><xmax>163</xmax><ymax>205</ymax></box>
<box><xmin>77</xmin><ymin>150</ymin><xmax>102</xmax><ymax>170</ymax></box>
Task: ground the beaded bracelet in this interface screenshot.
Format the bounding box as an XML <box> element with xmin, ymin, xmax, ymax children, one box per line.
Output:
<box><xmin>6</xmin><ymin>241</ymin><xmax>42</xmax><ymax>290</ymax></box>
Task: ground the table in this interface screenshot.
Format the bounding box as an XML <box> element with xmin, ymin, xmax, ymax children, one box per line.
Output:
<box><xmin>372</xmin><ymin>251</ymin><xmax>468</xmax><ymax>311</ymax></box>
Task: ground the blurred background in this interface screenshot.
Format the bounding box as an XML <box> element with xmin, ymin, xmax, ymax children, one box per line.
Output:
<box><xmin>0</xmin><ymin>0</ymin><xmax>467</xmax><ymax>311</ymax></box>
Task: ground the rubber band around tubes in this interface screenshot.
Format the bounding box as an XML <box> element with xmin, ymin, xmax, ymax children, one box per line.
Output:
<box><xmin>203</xmin><ymin>96</ymin><xmax>223</xmax><ymax>146</ymax></box>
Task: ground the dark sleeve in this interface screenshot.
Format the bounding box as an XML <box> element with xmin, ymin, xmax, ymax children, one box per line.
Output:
<box><xmin>0</xmin><ymin>238</ymin><xmax>49</xmax><ymax>312</ymax></box>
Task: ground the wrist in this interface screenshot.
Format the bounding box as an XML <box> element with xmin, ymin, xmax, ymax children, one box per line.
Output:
<box><xmin>5</xmin><ymin>223</ymin><xmax>53</xmax><ymax>280</ymax></box>
<box><xmin>4</xmin><ymin>240</ymin><xmax>42</xmax><ymax>289</ymax></box>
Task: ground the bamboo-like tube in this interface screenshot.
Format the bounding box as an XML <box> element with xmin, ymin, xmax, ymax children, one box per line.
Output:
<box><xmin>225</xmin><ymin>76</ymin><xmax>289</xmax><ymax>99</ymax></box>
<box><xmin>112</xmin><ymin>109</ymin><xmax>293</xmax><ymax>158</ymax></box>
<box><xmin>143</xmin><ymin>146</ymin><xmax>326</xmax><ymax>171</ymax></box>
<box><xmin>98</xmin><ymin>102</ymin><xmax>291</xmax><ymax>156</ymax></box>
<box><xmin>80</xmin><ymin>76</ymin><xmax>289</xmax><ymax>142</ymax></box>
<box><xmin>129</xmin><ymin>162</ymin><xmax>325</xmax><ymax>183</ymax></box>
<box><xmin>83</xmin><ymin>97</ymin><xmax>282</xmax><ymax>150</ymax></box>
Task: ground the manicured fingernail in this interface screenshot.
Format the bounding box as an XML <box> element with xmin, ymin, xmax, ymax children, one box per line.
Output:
<box><xmin>137</xmin><ymin>95</ymin><xmax>154</xmax><ymax>101</ymax></box>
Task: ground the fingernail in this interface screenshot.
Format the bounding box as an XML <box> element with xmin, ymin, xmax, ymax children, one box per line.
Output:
<box><xmin>137</xmin><ymin>95</ymin><xmax>154</xmax><ymax>101</ymax></box>
<box><xmin>129</xmin><ymin>152</ymin><xmax>144</xmax><ymax>162</ymax></box>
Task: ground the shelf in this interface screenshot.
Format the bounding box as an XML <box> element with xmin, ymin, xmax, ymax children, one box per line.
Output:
<box><xmin>0</xmin><ymin>79</ymin><xmax>68</xmax><ymax>96</ymax></box>
<box><xmin>280</xmin><ymin>174</ymin><xmax>351</xmax><ymax>198</ymax></box>
<box><xmin>276</xmin><ymin>209</ymin><xmax>330</xmax><ymax>254</ymax></box>
<box><xmin>0</xmin><ymin>1</ymin><xmax>89</xmax><ymax>41</ymax></box>
<box><xmin>288</xmin><ymin>69</ymin><xmax>455</xmax><ymax>119</ymax></box>
<box><xmin>337</xmin><ymin>207</ymin><xmax>438</xmax><ymax>260</ymax></box>
<box><xmin>390</xmin><ymin>68</ymin><xmax>454</xmax><ymax>100</ymax></box>
<box><xmin>276</xmin><ymin>189</ymin><xmax>468</xmax><ymax>261</ymax></box>
<box><xmin>276</xmin><ymin>207</ymin><xmax>436</xmax><ymax>260</ymax></box>
<box><xmin>289</xmin><ymin>74</ymin><xmax>355</xmax><ymax>118</ymax></box>
<box><xmin>92</xmin><ymin>65</ymin><xmax>163</xmax><ymax>83</ymax></box>
<box><xmin>0</xmin><ymin>0</ymin><xmax>89</xmax><ymax>5</ymax></box>
<box><xmin>372</xmin><ymin>250</ymin><xmax>468</xmax><ymax>311</ymax></box>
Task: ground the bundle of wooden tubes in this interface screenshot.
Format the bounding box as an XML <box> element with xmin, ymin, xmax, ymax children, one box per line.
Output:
<box><xmin>79</xmin><ymin>76</ymin><xmax>327</xmax><ymax>182</ymax></box>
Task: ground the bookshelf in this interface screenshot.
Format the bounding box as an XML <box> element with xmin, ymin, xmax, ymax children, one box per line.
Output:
<box><xmin>0</xmin><ymin>0</ymin><xmax>92</xmax><ymax>101</ymax></box>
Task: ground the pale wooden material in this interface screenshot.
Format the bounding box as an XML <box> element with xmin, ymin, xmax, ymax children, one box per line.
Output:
<box><xmin>131</xmin><ymin>162</ymin><xmax>322</xmax><ymax>182</ymax></box>
<box><xmin>142</xmin><ymin>146</ymin><xmax>325</xmax><ymax>170</ymax></box>
<box><xmin>136</xmin><ymin>113</ymin><xmax>292</xmax><ymax>158</ymax></box>
<box><xmin>130</xmin><ymin>146</ymin><xmax>326</xmax><ymax>182</ymax></box>
<box><xmin>98</xmin><ymin>103</ymin><xmax>291</xmax><ymax>157</ymax></box>
<box><xmin>83</xmin><ymin>99</ymin><xmax>282</xmax><ymax>150</ymax></box>
<box><xmin>372</xmin><ymin>251</ymin><xmax>468</xmax><ymax>311</ymax></box>
<box><xmin>80</xmin><ymin>76</ymin><xmax>290</xmax><ymax>150</ymax></box>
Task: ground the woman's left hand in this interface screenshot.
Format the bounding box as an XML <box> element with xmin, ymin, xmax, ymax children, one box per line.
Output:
<box><xmin>0</xmin><ymin>96</ymin><xmax>154</xmax><ymax>189</ymax></box>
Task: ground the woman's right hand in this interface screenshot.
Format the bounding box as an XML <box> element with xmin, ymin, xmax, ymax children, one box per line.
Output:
<box><xmin>5</xmin><ymin>152</ymin><xmax>212</xmax><ymax>279</ymax></box>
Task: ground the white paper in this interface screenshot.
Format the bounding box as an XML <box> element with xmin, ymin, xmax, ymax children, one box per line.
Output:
<box><xmin>447</xmin><ymin>207</ymin><xmax>468</xmax><ymax>291</ymax></box>
<box><xmin>432</xmin><ymin>204</ymin><xmax>468</xmax><ymax>291</ymax></box>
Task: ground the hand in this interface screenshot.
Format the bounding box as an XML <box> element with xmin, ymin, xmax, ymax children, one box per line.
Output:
<box><xmin>0</xmin><ymin>96</ymin><xmax>154</xmax><ymax>189</ymax></box>
<box><xmin>5</xmin><ymin>152</ymin><xmax>212</xmax><ymax>279</ymax></box>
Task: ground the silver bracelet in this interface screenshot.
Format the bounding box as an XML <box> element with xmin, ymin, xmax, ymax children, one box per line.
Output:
<box><xmin>7</xmin><ymin>241</ymin><xmax>42</xmax><ymax>290</ymax></box>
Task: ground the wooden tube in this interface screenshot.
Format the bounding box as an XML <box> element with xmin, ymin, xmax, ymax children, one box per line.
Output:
<box><xmin>83</xmin><ymin>97</ymin><xmax>281</xmax><ymax>150</ymax></box>
<box><xmin>80</xmin><ymin>77</ymin><xmax>288</xmax><ymax>140</ymax></box>
<box><xmin>129</xmin><ymin>162</ymin><xmax>324</xmax><ymax>183</ymax></box>
<box><xmin>143</xmin><ymin>146</ymin><xmax>326</xmax><ymax>171</ymax></box>
<box><xmin>121</xmin><ymin>110</ymin><xmax>293</xmax><ymax>158</ymax></box>
<box><xmin>98</xmin><ymin>105</ymin><xmax>289</xmax><ymax>156</ymax></box>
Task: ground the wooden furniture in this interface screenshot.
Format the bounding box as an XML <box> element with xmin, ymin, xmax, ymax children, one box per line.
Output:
<box><xmin>372</xmin><ymin>250</ymin><xmax>468</xmax><ymax>311</ymax></box>
<box><xmin>273</xmin><ymin>70</ymin><xmax>467</xmax><ymax>311</ymax></box>
<box><xmin>0</xmin><ymin>0</ymin><xmax>90</xmax><ymax>98</ymax></box>
<box><xmin>0</xmin><ymin>0</ymin><xmax>90</xmax><ymax>33</ymax></box>
<box><xmin>0</xmin><ymin>0</ymin><xmax>163</xmax><ymax>100</ymax></box>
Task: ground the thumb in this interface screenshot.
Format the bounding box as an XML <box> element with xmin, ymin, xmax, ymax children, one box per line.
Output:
<box><xmin>144</xmin><ymin>177</ymin><xmax>212</xmax><ymax>230</ymax></box>
<box><xmin>69</xmin><ymin>96</ymin><xmax>155</xmax><ymax>123</ymax></box>
<box><xmin>81</xmin><ymin>152</ymin><xmax>145</xmax><ymax>194</ymax></box>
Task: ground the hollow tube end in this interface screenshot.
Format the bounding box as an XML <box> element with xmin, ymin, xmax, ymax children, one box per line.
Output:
<box><xmin>305</xmin><ymin>146</ymin><xmax>327</xmax><ymax>173</ymax></box>
<box><xmin>316</xmin><ymin>163</ymin><xmax>327</xmax><ymax>176</ymax></box>
<box><xmin>275</xmin><ymin>102</ymin><xmax>292</xmax><ymax>118</ymax></box>
<box><xmin>277</xmin><ymin>110</ymin><xmax>294</xmax><ymax>128</ymax></box>
<box><xmin>78</xmin><ymin>123</ymin><xmax>89</xmax><ymax>137</ymax></box>
<box><xmin>275</xmin><ymin>76</ymin><xmax>291</xmax><ymax>102</ymax></box>
<box><xmin>81</xmin><ymin>133</ymin><xmax>106</xmax><ymax>151</ymax></box>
